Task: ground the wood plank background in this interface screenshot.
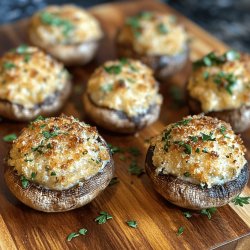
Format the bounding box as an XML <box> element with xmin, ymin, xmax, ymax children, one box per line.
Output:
<box><xmin>0</xmin><ymin>1</ymin><xmax>249</xmax><ymax>249</ymax></box>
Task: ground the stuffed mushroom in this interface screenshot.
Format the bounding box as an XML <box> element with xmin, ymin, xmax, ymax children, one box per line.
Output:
<box><xmin>83</xmin><ymin>58</ymin><xmax>163</xmax><ymax>133</ymax></box>
<box><xmin>0</xmin><ymin>45</ymin><xmax>71</xmax><ymax>121</ymax></box>
<box><xmin>116</xmin><ymin>11</ymin><xmax>189</xmax><ymax>79</ymax></box>
<box><xmin>29</xmin><ymin>5</ymin><xmax>103</xmax><ymax>65</ymax></box>
<box><xmin>187</xmin><ymin>50</ymin><xmax>250</xmax><ymax>133</ymax></box>
<box><xmin>145</xmin><ymin>115</ymin><xmax>249</xmax><ymax>210</ymax></box>
<box><xmin>4</xmin><ymin>115</ymin><xmax>114</xmax><ymax>212</ymax></box>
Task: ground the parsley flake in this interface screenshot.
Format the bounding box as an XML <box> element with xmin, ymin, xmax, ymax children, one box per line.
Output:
<box><xmin>201</xmin><ymin>132</ymin><xmax>216</xmax><ymax>141</ymax></box>
<box><xmin>183</xmin><ymin>172</ymin><xmax>191</xmax><ymax>177</ymax></box>
<box><xmin>109</xmin><ymin>177</ymin><xmax>119</xmax><ymax>186</ymax></box>
<box><xmin>157</xmin><ymin>23</ymin><xmax>168</xmax><ymax>34</ymax></box>
<box><xmin>128</xmin><ymin>147</ymin><xmax>141</xmax><ymax>157</ymax></box>
<box><xmin>177</xmin><ymin>226</ymin><xmax>184</xmax><ymax>236</ymax></box>
<box><xmin>67</xmin><ymin>232</ymin><xmax>79</xmax><ymax>241</ymax></box>
<box><xmin>104</xmin><ymin>65</ymin><xmax>121</xmax><ymax>75</ymax></box>
<box><xmin>126</xmin><ymin>220</ymin><xmax>137</xmax><ymax>228</ymax></box>
<box><xmin>3</xmin><ymin>133</ymin><xmax>17</xmax><ymax>142</ymax></box>
<box><xmin>21</xmin><ymin>176</ymin><xmax>29</xmax><ymax>189</ymax></box>
<box><xmin>128</xmin><ymin>160</ymin><xmax>144</xmax><ymax>176</ymax></box>
<box><xmin>200</xmin><ymin>207</ymin><xmax>217</xmax><ymax>219</ymax></box>
<box><xmin>231</xmin><ymin>195</ymin><xmax>250</xmax><ymax>207</ymax></box>
<box><xmin>174</xmin><ymin>141</ymin><xmax>192</xmax><ymax>155</ymax></box>
<box><xmin>183</xmin><ymin>211</ymin><xmax>192</xmax><ymax>219</ymax></box>
<box><xmin>108</xmin><ymin>144</ymin><xmax>123</xmax><ymax>155</ymax></box>
<box><xmin>95</xmin><ymin>211</ymin><xmax>113</xmax><ymax>224</ymax></box>
<box><xmin>3</xmin><ymin>61</ymin><xmax>15</xmax><ymax>70</ymax></box>
<box><xmin>174</xmin><ymin>118</ymin><xmax>192</xmax><ymax>127</ymax></box>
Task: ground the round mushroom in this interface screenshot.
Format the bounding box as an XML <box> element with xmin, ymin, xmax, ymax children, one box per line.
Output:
<box><xmin>29</xmin><ymin>5</ymin><xmax>103</xmax><ymax>65</ymax></box>
<box><xmin>187</xmin><ymin>50</ymin><xmax>250</xmax><ymax>133</ymax></box>
<box><xmin>4</xmin><ymin>115</ymin><xmax>114</xmax><ymax>212</ymax></box>
<box><xmin>83</xmin><ymin>58</ymin><xmax>163</xmax><ymax>133</ymax></box>
<box><xmin>145</xmin><ymin>115</ymin><xmax>249</xmax><ymax>210</ymax></box>
<box><xmin>116</xmin><ymin>11</ymin><xmax>189</xmax><ymax>79</ymax></box>
<box><xmin>0</xmin><ymin>45</ymin><xmax>71</xmax><ymax>121</ymax></box>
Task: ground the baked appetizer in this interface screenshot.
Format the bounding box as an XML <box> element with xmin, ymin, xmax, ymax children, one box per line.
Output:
<box><xmin>29</xmin><ymin>5</ymin><xmax>103</xmax><ymax>65</ymax></box>
<box><xmin>145</xmin><ymin>115</ymin><xmax>249</xmax><ymax>210</ymax></box>
<box><xmin>5</xmin><ymin>115</ymin><xmax>114</xmax><ymax>212</ymax></box>
<box><xmin>116</xmin><ymin>11</ymin><xmax>189</xmax><ymax>79</ymax></box>
<box><xmin>187</xmin><ymin>50</ymin><xmax>250</xmax><ymax>133</ymax></box>
<box><xmin>0</xmin><ymin>45</ymin><xmax>71</xmax><ymax>121</ymax></box>
<box><xmin>83</xmin><ymin>59</ymin><xmax>163</xmax><ymax>133</ymax></box>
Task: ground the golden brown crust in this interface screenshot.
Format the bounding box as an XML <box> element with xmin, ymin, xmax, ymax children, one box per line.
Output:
<box><xmin>145</xmin><ymin>145</ymin><xmax>249</xmax><ymax>210</ymax></box>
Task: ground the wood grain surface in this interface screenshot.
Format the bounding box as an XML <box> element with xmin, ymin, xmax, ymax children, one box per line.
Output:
<box><xmin>0</xmin><ymin>1</ymin><xmax>249</xmax><ymax>249</ymax></box>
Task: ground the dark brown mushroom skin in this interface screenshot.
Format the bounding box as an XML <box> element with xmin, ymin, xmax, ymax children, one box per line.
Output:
<box><xmin>188</xmin><ymin>94</ymin><xmax>250</xmax><ymax>133</ymax></box>
<box><xmin>4</xmin><ymin>138</ymin><xmax>114</xmax><ymax>212</ymax></box>
<box><xmin>83</xmin><ymin>93</ymin><xmax>161</xmax><ymax>134</ymax></box>
<box><xmin>145</xmin><ymin>146</ymin><xmax>249</xmax><ymax>210</ymax></box>
<box><xmin>116</xmin><ymin>31</ymin><xmax>189</xmax><ymax>80</ymax></box>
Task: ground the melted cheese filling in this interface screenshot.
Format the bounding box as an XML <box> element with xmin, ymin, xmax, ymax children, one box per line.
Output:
<box><xmin>30</xmin><ymin>5</ymin><xmax>103</xmax><ymax>45</ymax></box>
<box><xmin>87</xmin><ymin>59</ymin><xmax>162</xmax><ymax>117</ymax></box>
<box><xmin>188</xmin><ymin>55</ymin><xmax>250</xmax><ymax>112</ymax></box>
<box><xmin>0</xmin><ymin>46</ymin><xmax>70</xmax><ymax>108</ymax></box>
<box><xmin>8</xmin><ymin>116</ymin><xmax>110</xmax><ymax>191</ymax></box>
<box><xmin>117</xmin><ymin>12</ymin><xmax>187</xmax><ymax>56</ymax></box>
<box><xmin>151</xmin><ymin>115</ymin><xmax>247</xmax><ymax>188</ymax></box>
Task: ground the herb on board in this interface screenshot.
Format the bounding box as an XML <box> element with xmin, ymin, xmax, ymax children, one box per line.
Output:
<box><xmin>183</xmin><ymin>211</ymin><xmax>192</xmax><ymax>219</ymax></box>
<box><xmin>231</xmin><ymin>195</ymin><xmax>250</xmax><ymax>207</ymax></box>
<box><xmin>128</xmin><ymin>160</ymin><xmax>144</xmax><ymax>176</ymax></box>
<box><xmin>95</xmin><ymin>211</ymin><xmax>113</xmax><ymax>224</ymax></box>
<box><xmin>108</xmin><ymin>144</ymin><xmax>123</xmax><ymax>155</ymax></box>
<box><xmin>3</xmin><ymin>133</ymin><xmax>17</xmax><ymax>142</ymax></box>
<box><xmin>67</xmin><ymin>228</ymin><xmax>87</xmax><ymax>241</ymax></box>
<box><xmin>128</xmin><ymin>147</ymin><xmax>141</xmax><ymax>157</ymax></box>
<box><xmin>200</xmin><ymin>207</ymin><xmax>217</xmax><ymax>219</ymax></box>
<box><xmin>126</xmin><ymin>220</ymin><xmax>137</xmax><ymax>228</ymax></box>
<box><xmin>177</xmin><ymin>226</ymin><xmax>184</xmax><ymax>236</ymax></box>
<box><xmin>109</xmin><ymin>177</ymin><xmax>119</xmax><ymax>186</ymax></box>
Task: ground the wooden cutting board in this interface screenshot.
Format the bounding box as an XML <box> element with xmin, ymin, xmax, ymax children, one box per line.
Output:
<box><xmin>0</xmin><ymin>1</ymin><xmax>249</xmax><ymax>249</ymax></box>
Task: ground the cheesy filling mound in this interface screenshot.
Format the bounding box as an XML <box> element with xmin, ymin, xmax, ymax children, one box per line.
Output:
<box><xmin>8</xmin><ymin>116</ymin><xmax>110</xmax><ymax>191</ymax></box>
<box><xmin>188</xmin><ymin>51</ymin><xmax>250</xmax><ymax>112</ymax></box>
<box><xmin>30</xmin><ymin>5</ymin><xmax>103</xmax><ymax>45</ymax></box>
<box><xmin>0</xmin><ymin>46</ymin><xmax>70</xmax><ymax>108</ymax></box>
<box><xmin>86</xmin><ymin>59</ymin><xmax>163</xmax><ymax>117</ymax></box>
<box><xmin>151</xmin><ymin>115</ymin><xmax>247</xmax><ymax>188</ymax></box>
<box><xmin>117</xmin><ymin>11</ymin><xmax>187</xmax><ymax>56</ymax></box>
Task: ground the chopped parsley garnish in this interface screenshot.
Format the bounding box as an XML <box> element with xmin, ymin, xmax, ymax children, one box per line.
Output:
<box><xmin>32</xmin><ymin>142</ymin><xmax>44</xmax><ymax>154</ymax></box>
<box><xmin>42</xmin><ymin>130</ymin><xmax>60</xmax><ymax>139</ymax></box>
<box><xmin>3</xmin><ymin>61</ymin><xmax>15</xmax><ymax>70</ymax></box>
<box><xmin>183</xmin><ymin>172</ymin><xmax>191</xmax><ymax>177</ymax></box>
<box><xmin>177</xmin><ymin>226</ymin><xmax>184</xmax><ymax>236</ymax></box>
<box><xmin>126</xmin><ymin>220</ymin><xmax>137</xmax><ymax>228</ymax></box>
<box><xmin>109</xmin><ymin>177</ymin><xmax>119</xmax><ymax>186</ymax></box>
<box><xmin>201</xmin><ymin>132</ymin><xmax>216</xmax><ymax>141</ymax></box>
<box><xmin>108</xmin><ymin>144</ymin><xmax>123</xmax><ymax>155</ymax></box>
<box><xmin>202</xmin><ymin>148</ymin><xmax>208</xmax><ymax>153</ymax></box>
<box><xmin>25</xmin><ymin>159</ymin><xmax>33</xmax><ymax>162</ymax></box>
<box><xmin>16</xmin><ymin>44</ymin><xmax>28</xmax><ymax>54</ymax></box>
<box><xmin>31</xmin><ymin>172</ymin><xmax>36</xmax><ymax>179</ymax></box>
<box><xmin>203</xmin><ymin>71</ymin><xmax>210</xmax><ymax>80</ymax></box>
<box><xmin>3</xmin><ymin>133</ymin><xmax>17</xmax><ymax>142</ymax></box>
<box><xmin>101</xmin><ymin>83</ymin><xmax>113</xmax><ymax>92</ymax></box>
<box><xmin>213</xmin><ymin>71</ymin><xmax>237</xmax><ymax>95</ymax></box>
<box><xmin>128</xmin><ymin>147</ymin><xmax>141</xmax><ymax>157</ymax></box>
<box><xmin>220</xmin><ymin>125</ymin><xmax>230</xmax><ymax>138</ymax></box>
<box><xmin>119</xmin><ymin>57</ymin><xmax>129</xmax><ymax>65</ymax></box>
<box><xmin>34</xmin><ymin>115</ymin><xmax>45</xmax><ymax>122</ymax></box>
<box><xmin>189</xmin><ymin>136</ymin><xmax>198</xmax><ymax>142</ymax></box>
<box><xmin>174</xmin><ymin>141</ymin><xmax>192</xmax><ymax>155</ymax></box>
<box><xmin>157</xmin><ymin>23</ymin><xmax>168</xmax><ymax>34</ymax></box>
<box><xmin>200</xmin><ymin>207</ymin><xmax>217</xmax><ymax>219</ymax></box>
<box><xmin>104</xmin><ymin>65</ymin><xmax>122</xmax><ymax>75</ymax></box>
<box><xmin>183</xmin><ymin>211</ymin><xmax>192</xmax><ymax>219</ymax></box>
<box><xmin>193</xmin><ymin>50</ymin><xmax>240</xmax><ymax>69</ymax></box>
<box><xmin>67</xmin><ymin>228</ymin><xmax>87</xmax><ymax>241</ymax></box>
<box><xmin>21</xmin><ymin>176</ymin><xmax>29</xmax><ymax>189</ymax></box>
<box><xmin>231</xmin><ymin>195</ymin><xmax>250</xmax><ymax>207</ymax></box>
<box><xmin>95</xmin><ymin>211</ymin><xmax>113</xmax><ymax>224</ymax></box>
<box><xmin>195</xmin><ymin>148</ymin><xmax>200</xmax><ymax>153</ymax></box>
<box><xmin>174</xmin><ymin>118</ymin><xmax>192</xmax><ymax>127</ymax></box>
<box><xmin>40</xmin><ymin>12</ymin><xmax>74</xmax><ymax>36</ymax></box>
<box><xmin>128</xmin><ymin>160</ymin><xmax>144</xmax><ymax>176</ymax></box>
<box><xmin>51</xmin><ymin>171</ymin><xmax>56</xmax><ymax>176</ymax></box>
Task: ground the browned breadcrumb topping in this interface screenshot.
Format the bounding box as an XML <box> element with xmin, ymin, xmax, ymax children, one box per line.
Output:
<box><xmin>151</xmin><ymin>115</ymin><xmax>247</xmax><ymax>187</ymax></box>
<box><xmin>0</xmin><ymin>46</ymin><xmax>70</xmax><ymax>108</ymax></box>
<box><xmin>188</xmin><ymin>52</ymin><xmax>250</xmax><ymax>112</ymax></box>
<box><xmin>86</xmin><ymin>59</ymin><xmax>162</xmax><ymax>117</ymax></box>
<box><xmin>8</xmin><ymin>115</ymin><xmax>110</xmax><ymax>190</ymax></box>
